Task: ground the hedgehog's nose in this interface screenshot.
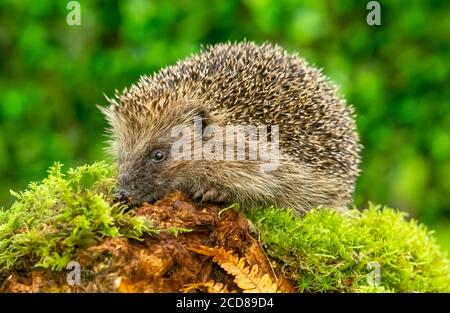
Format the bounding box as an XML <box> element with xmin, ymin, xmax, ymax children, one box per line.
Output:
<box><xmin>115</xmin><ymin>190</ymin><xmax>129</xmax><ymax>203</ymax></box>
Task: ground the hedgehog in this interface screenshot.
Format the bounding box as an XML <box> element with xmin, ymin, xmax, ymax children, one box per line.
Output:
<box><xmin>100</xmin><ymin>42</ymin><xmax>362</xmax><ymax>214</ymax></box>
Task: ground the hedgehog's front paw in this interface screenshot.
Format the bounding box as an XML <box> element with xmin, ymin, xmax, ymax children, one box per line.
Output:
<box><xmin>193</xmin><ymin>187</ymin><xmax>229</xmax><ymax>203</ymax></box>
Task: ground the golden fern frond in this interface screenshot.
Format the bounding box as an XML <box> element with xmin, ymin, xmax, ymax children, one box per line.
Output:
<box><xmin>181</xmin><ymin>280</ymin><xmax>233</xmax><ymax>293</ymax></box>
<box><xmin>188</xmin><ymin>245</ymin><xmax>279</xmax><ymax>293</ymax></box>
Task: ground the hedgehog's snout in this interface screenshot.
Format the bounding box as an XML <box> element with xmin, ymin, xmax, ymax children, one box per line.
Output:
<box><xmin>113</xmin><ymin>187</ymin><xmax>143</xmax><ymax>210</ymax></box>
<box><xmin>116</xmin><ymin>169</ymin><xmax>160</xmax><ymax>204</ymax></box>
<box><xmin>116</xmin><ymin>190</ymin><xmax>129</xmax><ymax>202</ymax></box>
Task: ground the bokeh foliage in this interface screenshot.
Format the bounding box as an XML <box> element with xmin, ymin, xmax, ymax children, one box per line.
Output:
<box><xmin>0</xmin><ymin>0</ymin><xmax>449</xmax><ymax>247</ymax></box>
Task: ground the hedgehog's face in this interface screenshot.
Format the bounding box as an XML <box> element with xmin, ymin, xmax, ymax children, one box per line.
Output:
<box><xmin>115</xmin><ymin>141</ymin><xmax>176</xmax><ymax>204</ymax></box>
<box><xmin>102</xmin><ymin>102</ymin><xmax>209</xmax><ymax>205</ymax></box>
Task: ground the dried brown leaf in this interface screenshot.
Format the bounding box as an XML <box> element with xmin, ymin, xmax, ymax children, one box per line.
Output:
<box><xmin>181</xmin><ymin>280</ymin><xmax>233</xmax><ymax>293</ymax></box>
<box><xmin>188</xmin><ymin>245</ymin><xmax>279</xmax><ymax>293</ymax></box>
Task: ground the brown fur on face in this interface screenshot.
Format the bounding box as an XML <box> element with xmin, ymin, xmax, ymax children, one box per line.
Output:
<box><xmin>100</xmin><ymin>42</ymin><xmax>362</xmax><ymax>214</ymax></box>
<box><xmin>100</xmin><ymin>98</ymin><xmax>205</xmax><ymax>203</ymax></box>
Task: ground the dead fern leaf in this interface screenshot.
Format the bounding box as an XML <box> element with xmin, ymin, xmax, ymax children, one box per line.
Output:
<box><xmin>181</xmin><ymin>280</ymin><xmax>233</xmax><ymax>293</ymax></box>
<box><xmin>188</xmin><ymin>245</ymin><xmax>279</xmax><ymax>293</ymax></box>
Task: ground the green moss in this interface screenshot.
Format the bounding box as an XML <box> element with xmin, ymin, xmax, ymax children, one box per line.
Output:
<box><xmin>247</xmin><ymin>206</ymin><xmax>450</xmax><ymax>292</ymax></box>
<box><xmin>0</xmin><ymin>162</ymin><xmax>157</xmax><ymax>276</ymax></box>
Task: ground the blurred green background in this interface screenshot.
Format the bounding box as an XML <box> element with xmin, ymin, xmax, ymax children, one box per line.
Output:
<box><xmin>0</xmin><ymin>0</ymin><xmax>449</xmax><ymax>251</ymax></box>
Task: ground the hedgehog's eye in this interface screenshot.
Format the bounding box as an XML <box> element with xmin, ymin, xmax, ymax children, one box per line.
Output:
<box><xmin>150</xmin><ymin>149</ymin><xmax>166</xmax><ymax>163</ymax></box>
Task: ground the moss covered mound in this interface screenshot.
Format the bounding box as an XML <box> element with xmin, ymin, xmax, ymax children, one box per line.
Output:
<box><xmin>0</xmin><ymin>162</ymin><xmax>449</xmax><ymax>292</ymax></box>
<box><xmin>0</xmin><ymin>162</ymin><xmax>156</xmax><ymax>276</ymax></box>
<box><xmin>247</xmin><ymin>207</ymin><xmax>450</xmax><ymax>292</ymax></box>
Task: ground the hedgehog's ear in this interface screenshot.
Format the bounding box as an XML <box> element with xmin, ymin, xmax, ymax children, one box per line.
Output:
<box><xmin>184</xmin><ymin>107</ymin><xmax>209</xmax><ymax>139</ymax></box>
<box><xmin>194</xmin><ymin>109</ymin><xmax>209</xmax><ymax>130</ymax></box>
<box><xmin>185</xmin><ymin>107</ymin><xmax>209</xmax><ymax>129</ymax></box>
